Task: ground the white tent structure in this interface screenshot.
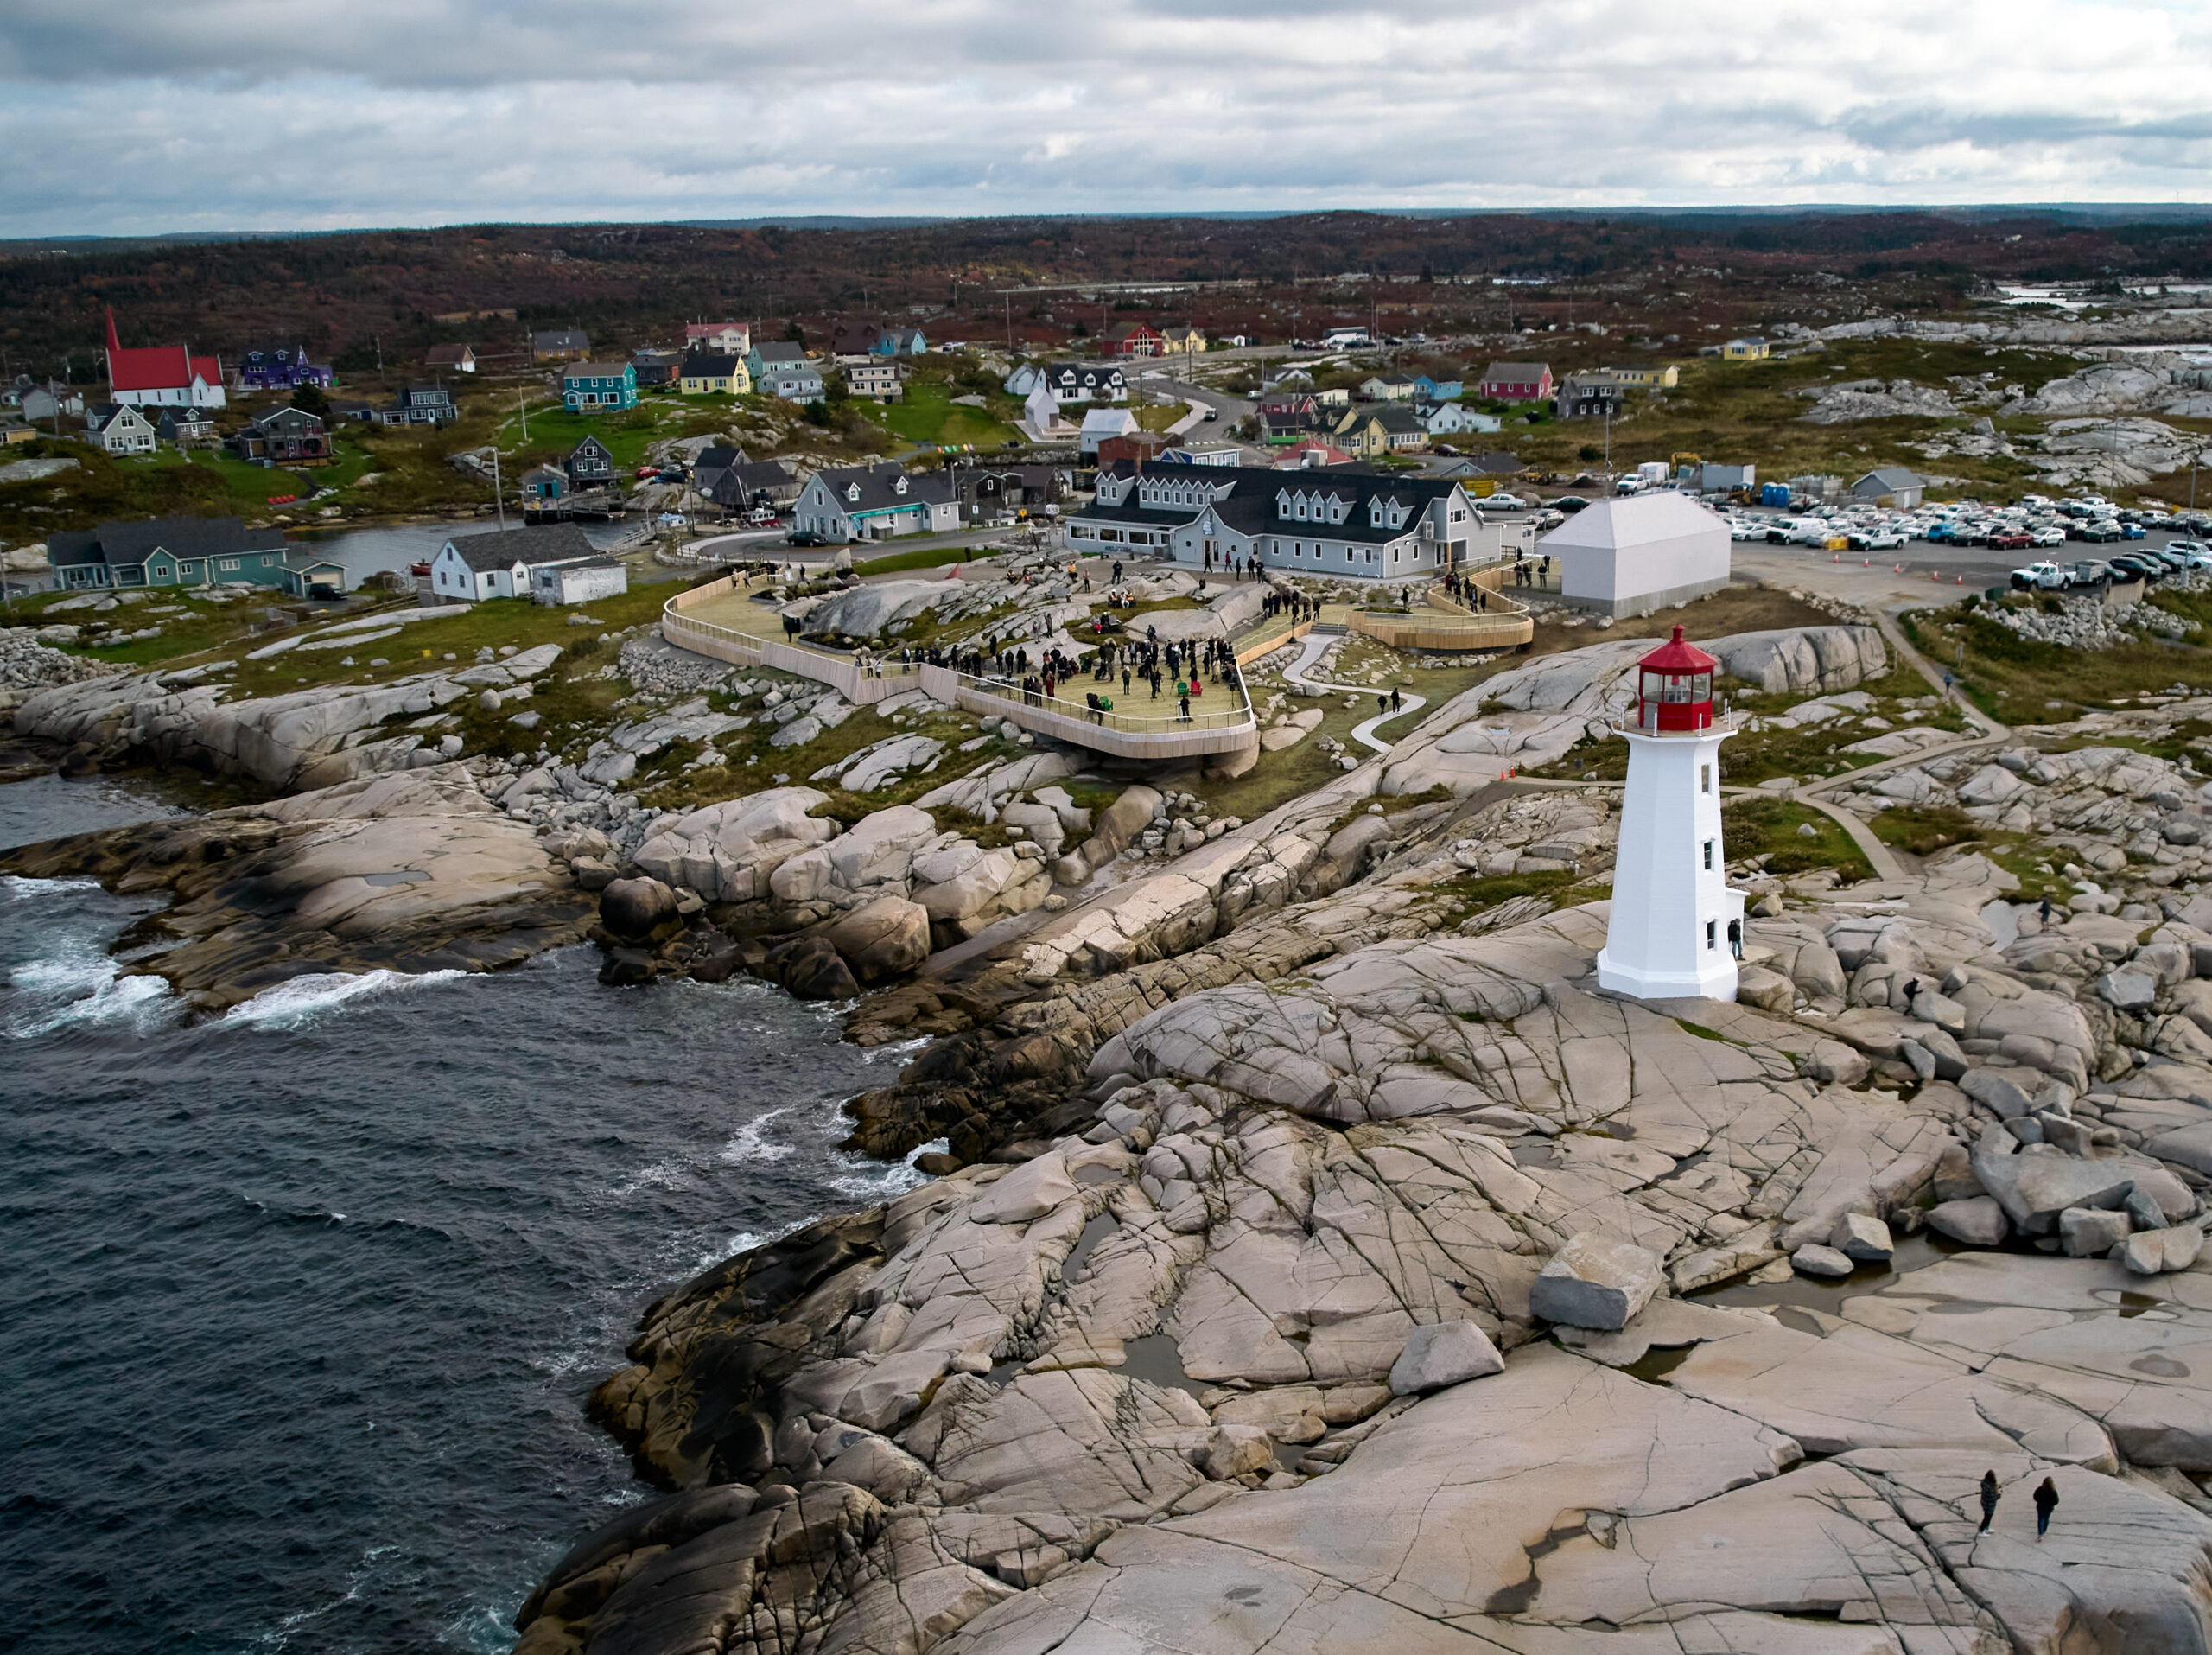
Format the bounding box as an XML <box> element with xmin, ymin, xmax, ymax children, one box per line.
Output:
<box><xmin>1540</xmin><ymin>493</ymin><xmax>1731</xmax><ymax>618</ymax></box>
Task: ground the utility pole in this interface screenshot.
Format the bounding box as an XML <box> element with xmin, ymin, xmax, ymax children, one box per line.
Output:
<box><xmin>1005</xmin><ymin>293</ymin><xmax>1013</xmax><ymax>355</ymax></box>
<box><xmin>493</xmin><ymin>444</ymin><xmax>506</xmax><ymax>532</ymax></box>
<box><xmin>518</xmin><ymin>389</ymin><xmax>529</xmax><ymax>445</ymax></box>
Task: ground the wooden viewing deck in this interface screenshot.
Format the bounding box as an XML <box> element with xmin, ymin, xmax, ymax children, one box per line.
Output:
<box><xmin>661</xmin><ymin>575</ymin><xmax>1261</xmax><ymax>760</ymax></box>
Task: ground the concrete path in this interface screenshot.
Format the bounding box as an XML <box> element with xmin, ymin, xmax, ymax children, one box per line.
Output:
<box><xmin>1282</xmin><ymin>633</ymin><xmax>1428</xmax><ymax>754</ymax></box>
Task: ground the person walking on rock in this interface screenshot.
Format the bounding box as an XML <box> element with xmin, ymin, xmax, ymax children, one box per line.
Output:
<box><xmin>2034</xmin><ymin>1476</ymin><xmax>2058</xmax><ymax>1539</ymax></box>
<box><xmin>1977</xmin><ymin>1469</ymin><xmax>1999</xmax><ymax>1533</ymax></box>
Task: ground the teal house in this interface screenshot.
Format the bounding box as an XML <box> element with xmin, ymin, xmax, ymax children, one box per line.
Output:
<box><xmin>49</xmin><ymin>516</ymin><xmax>296</xmax><ymax>589</ymax></box>
<box><xmin>561</xmin><ymin>360</ymin><xmax>638</xmax><ymax>412</ymax></box>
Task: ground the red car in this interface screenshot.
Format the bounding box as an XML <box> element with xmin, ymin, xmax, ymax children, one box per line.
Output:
<box><xmin>1987</xmin><ymin>531</ymin><xmax>2032</xmax><ymax>551</ymax></box>
<box><xmin>636</xmin><ymin>465</ymin><xmax>658</xmax><ymax>479</ymax></box>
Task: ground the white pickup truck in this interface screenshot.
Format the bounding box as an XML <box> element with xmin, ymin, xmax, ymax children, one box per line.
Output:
<box><xmin>2010</xmin><ymin>560</ymin><xmax>2069</xmax><ymax>590</ymax></box>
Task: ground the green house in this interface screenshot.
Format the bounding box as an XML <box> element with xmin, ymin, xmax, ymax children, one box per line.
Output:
<box><xmin>48</xmin><ymin>516</ymin><xmax>296</xmax><ymax>589</ymax></box>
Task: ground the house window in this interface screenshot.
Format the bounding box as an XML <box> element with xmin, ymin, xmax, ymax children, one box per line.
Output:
<box><xmin>1706</xmin><ymin>920</ymin><xmax>1717</xmax><ymax>951</ymax></box>
<box><xmin>1700</xmin><ymin>764</ymin><xmax>1712</xmax><ymax>793</ymax></box>
<box><xmin>219</xmin><ymin>558</ymin><xmax>240</xmax><ymax>571</ymax></box>
<box><xmin>1702</xmin><ymin>840</ymin><xmax>1713</xmax><ymax>870</ymax></box>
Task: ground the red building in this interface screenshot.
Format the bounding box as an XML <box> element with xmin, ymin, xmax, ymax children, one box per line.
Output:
<box><xmin>1478</xmin><ymin>360</ymin><xmax>1554</xmax><ymax>403</ymax></box>
<box><xmin>104</xmin><ymin>308</ymin><xmax>226</xmax><ymax>410</ymax></box>
<box><xmin>1101</xmin><ymin>323</ymin><xmax>1166</xmax><ymax>358</ymax></box>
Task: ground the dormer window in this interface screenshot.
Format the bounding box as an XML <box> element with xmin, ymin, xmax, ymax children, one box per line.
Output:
<box><xmin>846</xmin><ymin>483</ymin><xmax>861</xmax><ymax>501</ymax></box>
<box><xmin>894</xmin><ymin>477</ymin><xmax>908</xmax><ymax>495</ymax></box>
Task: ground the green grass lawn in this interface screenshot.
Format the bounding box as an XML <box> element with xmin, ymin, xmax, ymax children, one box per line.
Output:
<box><xmin>855</xmin><ymin>543</ymin><xmax>990</xmax><ymax>577</ymax></box>
<box><xmin>492</xmin><ymin>403</ymin><xmax>669</xmax><ymax>471</ymax></box>
<box><xmin>867</xmin><ymin>384</ymin><xmax>1021</xmax><ymax>450</ymax></box>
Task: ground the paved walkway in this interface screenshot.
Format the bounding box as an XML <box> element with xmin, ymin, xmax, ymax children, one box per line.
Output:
<box><xmin>1282</xmin><ymin>633</ymin><xmax>1428</xmax><ymax>754</ymax></box>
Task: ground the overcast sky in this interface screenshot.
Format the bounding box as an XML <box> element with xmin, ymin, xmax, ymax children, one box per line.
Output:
<box><xmin>3</xmin><ymin>0</ymin><xmax>2209</xmax><ymax>236</ymax></box>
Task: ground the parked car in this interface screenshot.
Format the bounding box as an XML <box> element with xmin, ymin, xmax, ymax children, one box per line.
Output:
<box><xmin>1553</xmin><ymin>495</ymin><xmax>1591</xmax><ymax>512</ymax></box>
<box><xmin>2070</xmin><ymin>521</ymin><xmax>2122</xmax><ymax>543</ymax></box>
<box><xmin>2120</xmin><ymin>522</ymin><xmax>2147</xmax><ymax>540</ymax></box>
<box><xmin>786</xmin><ymin>531</ymin><xmax>826</xmax><ymax>547</ymax></box>
<box><xmin>2167</xmin><ymin>539</ymin><xmax>2211</xmax><ymax>558</ymax></box>
<box><xmin>2010</xmin><ymin>560</ymin><xmax>2069</xmax><ymax>590</ymax></box>
<box><xmin>2031</xmin><ymin>527</ymin><xmax>2067</xmax><ymax>548</ymax></box>
<box><xmin>1987</xmin><ymin>531</ymin><xmax>2033</xmax><ymax>552</ymax></box>
<box><xmin>2106</xmin><ymin>554</ymin><xmax>2160</xmax><ymax>582</ymax></box>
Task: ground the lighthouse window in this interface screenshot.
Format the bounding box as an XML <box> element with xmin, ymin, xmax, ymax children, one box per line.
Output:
<box><xmin>1702</xmin><ymin>840</ymin><xmax>1713</xmax><ymax>870</ymax></box>
<box><xmin>1706</xmin><ymin>920</ymin><xmax>1717</xmax><ymax>950</ymax></box>
<box><xmin>1700</xmin><ymin>764</ymin><xmax>1712</xmax><ymax>794</ymax></box>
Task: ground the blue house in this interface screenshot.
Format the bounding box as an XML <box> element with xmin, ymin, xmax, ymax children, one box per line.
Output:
<box><xmin>522</xmin><ymin>464</ymin><xmax>567</xmax><ymax>500</ymax></box>
<box><xmin>561</xmin><ymin>360</ymin><xmax>639</xmax><ymax>412</ymax></box>
<box><xmin>1414</xmin><ymin>373</ymin><xmax>1464</xmax><ymax>401</ymax></box>
<box><xmin>49</xmin><ymin>516</ymin><xmax>296</xmax><ymax>589</ymax></box>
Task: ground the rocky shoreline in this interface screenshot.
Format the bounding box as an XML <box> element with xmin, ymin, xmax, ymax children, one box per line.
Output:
<box><xmin>19</xmin><ymin>600</ymin><xmax>2212</xmax><ymax>1650</ymax></box>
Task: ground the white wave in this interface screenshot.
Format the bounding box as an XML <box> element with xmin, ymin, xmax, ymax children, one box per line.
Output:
<box><xmin>5</xmin><ymin>949</ymin><xmax>174</xmax><ymax>1038</ymax></box>
<box><xmin>861</xmin><ymin>1035</ymin><xmax>931</xmax><ymax>1063</ymax></box>
<box><xmin>719</xmin><ymin>1106</ymin><xmax>798</xmax><ymax>1166</ymax></box>
<box><xmin>823</xmin><ymin>1137</ymin><xmax>938</xmax><ymax>1203</ymax></box>
<box><xmin>221</xmin><ymin>967</ymin><xmax>467</xmax><ymax>1028</ymax></box>
<box><xmin>0</xmin><ymin>873</ymin><xmax>103</xmax><ymax>901</ymax></box>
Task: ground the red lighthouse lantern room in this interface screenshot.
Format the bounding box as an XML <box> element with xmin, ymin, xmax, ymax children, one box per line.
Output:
<box><xmin>1630</xmin><ymin>626</ymin><xmax>1717</xmax><ymax>733</ymax></box>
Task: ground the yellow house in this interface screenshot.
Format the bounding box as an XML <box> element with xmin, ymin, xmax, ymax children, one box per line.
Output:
<box><xmin>1332</xmin><ymin>404</ymin><xmax>1427</xmax><ymax>458</ymax></box>
<box><xmin>679</xmin><ymin>352</ymin><xmax>752</xmax><ymax>397</ymax></box>
<box><xmin>1610</xmin><ymin>364</ymin><xmax>1680</xmax><ymax>389</ymax></box>
<box><xmin>1160</xmin><ymin>325</ymin><xmax>1206</xmax><ymax>356</ymax></box>
<box><xmin>1721</xmin><ymin>337</ymin><xmax>1770</xmax><ymax>360</ymax></box>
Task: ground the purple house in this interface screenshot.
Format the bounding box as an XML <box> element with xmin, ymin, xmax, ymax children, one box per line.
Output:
<box><xmin>235</xmin><ymin>343</ymin><xmax>334</xmax><ymax>391</ymax></box>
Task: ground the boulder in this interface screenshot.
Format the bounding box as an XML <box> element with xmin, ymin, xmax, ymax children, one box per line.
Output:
<box><xmin>1528</xmin><ymin>1233</ymin><xmax>1664</xmax><ymax>1331</ymax></box>
<box><xmin>2101</xmin><ymin>969</ymin><xmax>2158</xmax><ymax>1011</ymax></box>
<box><xmin>2060</xmin><ymin>1206</ymin><xmax>2132</xmax><ymax>1258</ymax></box>
<box><xmin>1805</xmin><ymin>1040</ymin><xmax>1869</xmax><ymax>1086</ymax></box>
<box><xmin>1974</xmin><ymin>1134</ymin><xmax>2139</xmax><ymax>1235</ymax></box>
<box><xmin>823</xmin><ymin>894</ymin><xmax>932</xmax><ymax>982</ymax></box>
<box><xmin>1830</xmin><ymin>1212</ymin><xmax>1893</xmax><ymax>1263</ymax></box>
<box><xmin>632</xmin><ymin>788</ymin><xmax>839</xmax><ymax>904</ymax></box>
<box><xmin>1198</xmin><ymin>1424</ymin><xmax>1275</xmax><ymax>1480</ymax></box>
<box><xmin>766</xmin><ymin>934</ymin><xmax>860</xmax><ymax>1001</ymax></box>
<box><xmin>1790</xmin><ymin>1244</ymin><xmax>1855</xmax><ymax>1279</ymax></box>
<box><xmin>600</xmin><ymin>876</ymin><xmax>680</xmax><ymax>942</ymax></box>
<box><xmin>2120</xmin><ymin>1224</ymin><xmax>2205</xmax><ymax>1276</ymax></box>
<box><xmin>1387</xmin><ymin>1321</ymin><xmax>1504</xmax><ymax>1396</ymax></box>
<box><xmin>1926</xmin><ymin>1197</ymin><xmax>2008</xmax><ymax>1247</ymax></box>
<box><xmin>1733</xmin><ymin>963</ymin><xmax>1794</xmax><ymax>1014</ymax></box>
<box><xmin>967</xmin><ymin>1153</ymin><xmax>1077</xmax><ymax>1225</ymax></box>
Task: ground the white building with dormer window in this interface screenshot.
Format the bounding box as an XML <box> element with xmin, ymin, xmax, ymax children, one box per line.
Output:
<box><xmin>1064</xmin><ymin>460</ymin><xmax>1527</xmax><ymax>579</ymax></box>
<box><xmin>791</xmin><ymin>461</ymin><xmax>960</xmax><ymax>542</ymax></box>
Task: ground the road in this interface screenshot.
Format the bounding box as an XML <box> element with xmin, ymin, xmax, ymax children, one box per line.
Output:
<box><xmin>1139</xmin><ymin>373</ymin><xmax>1253</xmax><ymax>430</ymax></box>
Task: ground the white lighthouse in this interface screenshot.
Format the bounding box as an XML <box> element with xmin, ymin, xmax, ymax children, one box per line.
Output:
<box><xmin>1596</xmin><ymin>626</ymin><xmax>1746</xmax><ymax>1003</ymax></box>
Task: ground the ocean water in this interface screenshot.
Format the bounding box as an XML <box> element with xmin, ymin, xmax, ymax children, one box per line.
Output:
<box><xmin>0</xmin><ymin>777</ymin><xmax>925</xmax><ymax>1654</ymax></box>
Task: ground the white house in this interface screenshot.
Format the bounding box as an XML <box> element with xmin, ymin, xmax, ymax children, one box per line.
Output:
<box><xmin>685</xmin><ymin>321</ymin><xmax>752</xmax><ymax>355</ymax></box>
<box><xmin>532</xmin><ymin>558</ymin><xmax>629</xmax><ymax>607</ymax></box>
<box><xmin>1416</xmin><ymin>402</ymin><xmax>1502</xmax><ymax>436</ymax></box>
<box><xmin>428</xmin><ymin>523</ymin><xmax>600</xmax><ymax>602</ymax></box>
<box><xmin>1541</xmin><ymin>493</ymin><xmax>1731</xmax><ymax>618</ymax></box>
<box><xmin>791</xmin><ymin>462</ymin><xmax>959</xmax><ymax>542</ymax></box>
<box><xmin>1078</xmin><ymin>407</ymin><xmax>1140</xmax><ymax>455</ymax></box>
<box><xmin>85</xmin><ymin>403</ymin><xmax>157</xmax><ymax>455</ymax></box>
<box><xmin>1022</xmin><ymin>381</ymin><xmax>1064</xmax><ymax>434</ymax></box>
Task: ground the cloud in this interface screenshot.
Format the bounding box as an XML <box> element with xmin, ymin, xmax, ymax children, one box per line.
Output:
<box><xmin>1</xmin><ymin>0</ymin><xmax>2209</xmax><ymax>234</ymax></box>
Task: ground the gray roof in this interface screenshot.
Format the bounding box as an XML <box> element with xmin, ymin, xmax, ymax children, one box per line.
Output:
<box><xmin>1856</xmin><ymin>467</ymin><xmax>1924</xmax><ymax>490</ymax></box>
<box><xmin>755</xmin><ymin>342</ymin><xmax>809</xmax><ymax>366</ymax></box>
<box><xmin>808</xmin><ymin>461</ymin><xmax>956</xmax><ymax>515</ymax></box>
<box><xmin>683</xmin><ymin>353</ymin><xmax>744</xmax><ymax>376</ymax></box>
<box><xmin>1073</xmin><ymin>461</ymin><xmax>1468</xmax><ymax>546</ymax></box>
<box><xmin>534</xmin><ymin>329</ymin><xmax>590</xmax><ymax>351</ymax></box>
<box><xmin>1481</xmin><ymin>362</ymin><xmax>1552</xmax><ymax>380</ymax></box>
<box><xmin>442</xmin><ymin>522</ymin><xmax>598</xmax><ymax>572</ymax></box>
<box><xmin>563</xmin><ymin>361</ymin><xmax>632</xmax><ymax>379</ymax></box>
<box><xmin>50</xmin><ymin>515</ymin><xmax>289</xmax><ymax>570</ymax></box>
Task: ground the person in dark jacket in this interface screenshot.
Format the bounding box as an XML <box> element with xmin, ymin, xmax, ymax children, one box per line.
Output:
<box><xmin>2034</xmin><ymin>1476</ymin><xmax>2058</xmax><ymax>1538</ymax></box>
<box><xmin>1977</xmin><ymin>1469</ymin><xmax>2000</xmax><ymax>1533</ymax></box>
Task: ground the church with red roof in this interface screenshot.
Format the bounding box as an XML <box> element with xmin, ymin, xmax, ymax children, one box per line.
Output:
<box><xmin>103</xmin><ymin>309</ymin><xmax>226</xmax><ymax>411</ymax></box>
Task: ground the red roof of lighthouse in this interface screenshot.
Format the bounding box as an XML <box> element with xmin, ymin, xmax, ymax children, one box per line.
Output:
<box><xmin>1634</xmin><ymin>625</ymin><xmax>1716</xmax><ymax>673</ymax></box>
<box><xmin>105</xmin><ymin>309</ymin><xmax>219</xmax><ymax>395</ymax></box>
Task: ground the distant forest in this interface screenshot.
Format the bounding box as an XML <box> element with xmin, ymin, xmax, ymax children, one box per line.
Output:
<box><xmin>5</xmin><ymin>208</ymin><xmax>2209</xmax><ymax>380</ymax></box>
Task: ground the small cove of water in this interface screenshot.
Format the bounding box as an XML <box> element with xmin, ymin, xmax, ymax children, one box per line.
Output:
<box><xmin>0</xmin><ymin>773</ymin><xmax>912</xmax><ymax>1654</ymax></box>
